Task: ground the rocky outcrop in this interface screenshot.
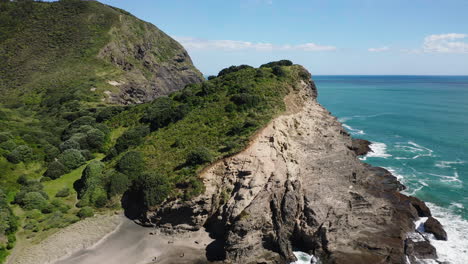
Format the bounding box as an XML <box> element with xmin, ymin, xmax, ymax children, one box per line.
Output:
<box><xmin>98</xmin><ymin>13</ymin><xmax>203</xmax><ymax>104</ymax></box>
<box><xmin>146</xmin><ymin>74</ymin><xmax>444</xmax><ymax>263</ymax></box>
<box><xmin>424</xmin><ymin>217</ymin><xmax>447</xmax><ymax>240</ymax></box>
<box><xmin>350</xmin><ymin>138</ymin><xmax>371</xmax><ymax>156</ymax></box>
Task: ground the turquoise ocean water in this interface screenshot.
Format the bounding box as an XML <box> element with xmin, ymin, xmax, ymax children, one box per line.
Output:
<box><xmin>314</xmin><ymin>75</ymin><xmax>468</xmax><ymax>263</ymax></box>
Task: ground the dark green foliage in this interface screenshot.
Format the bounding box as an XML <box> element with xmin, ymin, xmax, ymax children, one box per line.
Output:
<box><xmin>96</xmin><ymin>106</ymin><xmax>125</xmax><ymax>122</ymax></box>
<box><xmin>55</xmin><ymin>188</ymin><xmax>70</xmax><ymax>198</ymax></box>
<box><xmin>77</xmin><ymin>160</ymin><xmax>108</xmax><ymax>207</ymax></box>
<box><xmin>207</xmin><ymin>75</ymin><xmax>216</xmax><ymax>80</ymax></box>
<box><xmin>44</xmin><ymin>161</ymin><xmax>70</xmax><ymax>179</ymax></box>
<box><xmin>117</xmin><ymin>151</ymin><xmax>144</xmax><ymax>178</ymax></box>
<box><xmin>57</xmin><ymin>149</ymin><xmax>85</xmax><ymax>169</ymax></box>
<box><xmin>230</xmin><ymin>93</ymin><xmax>261</xmax><ymax>109</ymax></box>
<box><xmin>260</xmin><ymin>60</ymin><xmax>293</xmax><ymax>68</ymax></box>
<box><xmin>107</xmin><ymin>171</ymin><xmax>129</xmax><ymax>196</ymax></box>
<box><xmin>185</xmin><ymin>147</ymin><xmax>213</xmax><ymax>166</ymax></box>
<box><xmin>272</xmin><ymin>66</ymin><xmax>287</xmax><ymax>77</ymax></box>
<box><xmin>85</xmin><ymin>128</ymin><xmax>105</xmax><ymax>150</ymax></box>
<box><xmin>0</xmin><ymin>132</ymin><xmax>12</xmax><ymax>143</ymax></box>
<box><xmin>114</xmin><ymin>126</ymin><xmax>149</xmax><ymax>153</ymax></box>
<box><xmin>43</xmin><ymin>144</ymin><xmax>60</xmax><ymax>162</ymax></box>
<box><xmin>16</xmin><ymin>175</ymin><xmax>28</xmax><ymax>185</ymax></box>
<box><xmin>0</xmin><ymin>189</ymin><xmax>18</xmax><ymax>255</ymax></box>
<box><xmin>77</xmin><ymin>206</ymin><xmax>94</xmax><ymax>219</ymax></box>
<box><xmin>218</xmin><ymin>65</ymin><xmax>253</xmax><ymax>77</ymax></box>
<box><xmin>59</xmin><ymin>139</ymin><xmax>80</xmax><ymax>151</ymax></box>
<box><xmin>134</xmin><ymin>172</ymin><xmax>172</xmax><ymax>207</ymax></box>
<box><xmin>142</xmin><ymin>97</ymin><xmax>188</xmax><ymax>131</ymax></box>
<box><xmin>6</xmin><ymin>145</ymin><xmax>34</xmax><ymax>164</ymax></box>
<box><xmin>0</xmin><ymin>140</ymin><xmax>16</xmax><ymax>151</ymax></box>
<box><xmin>22</xmin><ymin>192</ymin><xmax>48</xmax><ymax>210</ymax></box>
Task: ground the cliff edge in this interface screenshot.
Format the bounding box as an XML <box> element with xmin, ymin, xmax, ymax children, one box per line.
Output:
<box><xmin>148</xmin><ymin>73</ymin><xmax>442</xmax><ymax>263</ymax></box>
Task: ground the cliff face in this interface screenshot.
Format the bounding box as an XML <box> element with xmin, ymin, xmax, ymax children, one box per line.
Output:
<box><xmin>148</xmin><ymin>77</ymin><xmax>439</xmax><ymax>263</ymax></box>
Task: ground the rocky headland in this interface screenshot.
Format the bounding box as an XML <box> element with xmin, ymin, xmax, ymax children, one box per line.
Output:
<box><xmin>142</xmin><ymin>74</ymin><xmax>447</xmax><ymax>264</ymax></box>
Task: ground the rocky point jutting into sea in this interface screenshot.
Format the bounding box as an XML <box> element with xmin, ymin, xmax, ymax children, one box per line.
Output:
<box><xmin>131</xmin><ymin>72</ymin><xmax>446</xmax><ymax>264</ymax></box>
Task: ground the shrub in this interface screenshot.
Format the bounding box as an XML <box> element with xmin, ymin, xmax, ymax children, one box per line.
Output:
<box><xmin>135</xmin><ymin>172</ymin><xmax>172</xmax><ymax>207</ymax></box>
<box><xmin>272</xmin><ymin>66</ymin><xmax>287</xmax><ymax>77</ymax></box>
<box><xmin>22</xmin><ymin>192</ymin><xmax>48</xmax><ymax>210</ymax></box>
<box><xmin>230</xmin><ymin>93</ymin><xmax>261</xmax><ymax>109</ymax></box>
<box><xmin>107</xmin><ymin>171</ymin><xmax>130</xmax><ymax>196</ymax></box>
<box><xmin>50</xmin><ymin>199</ymin><xmax>70</xmax><ymax>213</ymax></box>
<box><xmin>0</xmin><ymin>140</ymin><xmax>16</xmax><ymax>151</ymax></box>
<box><xmin>218</xmin><ymin>65</ymin><xmax>253</xmax><ymax>77</ymax></box>
<box><xmin>86</xmin><ymin>128</ymin><xmax>105</xmax><ymax>150</ymax></box>
<box><xmin>57</xmin><ymin>149</ymin><xmax>85</xmax><ymax>169</ymax></box>
<box><xmin>142</xmin><ymin>98</ymin><xmax>188</xmax><ymax>131</ymax></box>
<box><xmin>59</xmin><ymin>139</ymin><xmax>80</xmax><ymax>151</ymax></box>
<box><xmin>96</xmin><ymin>106</ymin><xmax>124</xmax><ymax>122</ymax></box>
<box><xmin>17</xmin><ymin>175</ymin><xmax>28</xmax><ymax>185</ymax></box>
<box><xmin>0</xmin><ymin>132</ymin><xmax>12</xmax><ymax>143</ymax></box>
<box><xmin>186</xmin><ymin>147</ymin><xmax>213</xmax><ymax>166</ymax></box>
<box><xmin>80</xmin><ymin>149</ymin><xmax>94</xmax><ymax>161</ymax></box>
<box><xmin>55</xmin><ymin>187</ymin><xmax>70</xmax><ymax>198</ymax></box>
<box><xmin>6</xmin><ymin>145</ymin><xmax>34</xmax><ymax>164</ymax></box>
<box><xmin>207</xmin><ymin>75</ymin><xmax>216</xmax><ymax>80</ymax></box>
<box><xmin>44</xmin><ymin>161</ymin><xmax>70</xmax><ymax>179</ymax></box>
<box><xmin>77</xmin><ymin>207</ymin><xmax>94</xmax><ymax>219</ymax></box>
<box><xmin>117</xmin><ymin>151</ymin><xmax>144</xmax><ymax>178</ymax></box>
<box><xmin>114</xmin><ymin>126</ymin><xmax>149</xmax><ymax>153</ymax></box>
<box><xmin>260</xmin><ymin>60</ymin><xmax>293</xmax><ymax>68</ymax></box>
<box><xmin>43</xmin><ymin>144</ymin><xmax>60</xmax><ymax>162</ymax></box>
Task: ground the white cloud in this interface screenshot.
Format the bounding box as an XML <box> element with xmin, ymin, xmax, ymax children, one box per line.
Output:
<box><xmin>368</xmin><ymin>46</ymin><xmax>390</xmax><ymax>52</ymax></box>
<box><xmin>423</xmin><ymin>33</ymin><xmax>468</xmax><ymax>53</ymax></box>
<box><xmin>174</xmin><ymin>37</ymin><xmax>337</xmax><ymax>52</ymax></box>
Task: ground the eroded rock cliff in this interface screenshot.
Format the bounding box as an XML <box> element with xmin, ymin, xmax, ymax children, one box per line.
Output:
<box><xmin>147</xmin><ymin>75</ymin><xmax>440</xmax><ymax>264</ymax></box>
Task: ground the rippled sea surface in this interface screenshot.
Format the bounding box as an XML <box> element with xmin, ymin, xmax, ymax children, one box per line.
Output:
<box><xmin>315</xmin><ymin>75</ymin><xmax>468</xmax><ymax>263</ymax></box>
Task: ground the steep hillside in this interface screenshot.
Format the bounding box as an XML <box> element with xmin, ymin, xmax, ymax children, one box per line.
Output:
<box><xmin>0</xmin><ymin>0</ymin><xmax>202</xmax><ymax>261</ymax></box>
<box><xmin>0</xmin><ymin>0</ymin><xmax>202</xmax><ymax>107</ymax></box>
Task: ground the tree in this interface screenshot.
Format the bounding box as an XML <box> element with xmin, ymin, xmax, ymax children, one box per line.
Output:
<box><xmin>135</xmin><ymin>172</ymin><xmax>172</xmax><ymax>207</ymax></box>
<box><xmin>186</xmin><ymin>147</ymin><xmax>213</xmax><ymax>166</ymax></box>
<box><xmin>86</xmin><ymin>128</ymin><xmax>105</xmax><ymax>150</ymax></box>
<box><xmin>107</xmin><ymin>171</ymin><xmax>130</xmax><ymax>196</ymax></box>
<box><xmin>142</xmin><ymin>98</ymin><xmax>188</xmax><ymax>131</ymax></box>
<box><xmin>272</xmin><ymin>66</ymin><xmax>286</xmax><ymax>77</ymax></box>
<box><xmin>114</xmin><ymin>126</ymin><xmax>149</xmax><ymax>153</ymax></box>
<box><xmin>260</xmin><ymin>60</ymin><xmax>293</xmax><ymax>68</ymax></box>
<box><xmin>77</xmin><ymin>207</ymin><xmax>94</xmax><ymax>219</ymax></box>
<box><xmin>59</xmin><ymin>139</ymin><xmax>80</xmax><ymax>151</ymax></box>
<box><xmin>44</xmin><ymin>161</ymin><xmax>70</xmax><ymax>179</ymax></box>
<box><xmin>22</xmin><ymin>192</ymin><xmax>48</xmax><ymax>210</ymax></box>
<box><xmin>57</xmin><ymin>149</ymin><xmax>85</xmax><ymax>169</ymax></box>
<box><xmin>217</xmin><ymin>65</ymin><xmax>253</xmax><ymax>77</ymax></box>
<box><xmin>117</xmin><ymin>151</ymin><xmax>144</xmax><ymax>179</ymax></box>
<box><xmin>7</xmin><ymin>145</ymin><xmax>34</xmax><ymax>164</ymax></box>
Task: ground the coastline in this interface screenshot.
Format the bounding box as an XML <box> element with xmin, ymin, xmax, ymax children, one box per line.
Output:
<box><xmin>6</xmin><ymin>213</ymin><xmax>122</xmax><ymax>264</ymax></box>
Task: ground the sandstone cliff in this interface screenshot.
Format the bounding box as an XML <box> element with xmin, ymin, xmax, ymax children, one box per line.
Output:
<box><xmin>147</xmin><ymin>75</ymin><xmax>442</xmax><ymax>263</ymax></box>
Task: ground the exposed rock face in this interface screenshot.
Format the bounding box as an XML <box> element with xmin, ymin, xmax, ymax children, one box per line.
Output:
<box><xmin>147</xmin><ymin>76</ymin><xmax>443</xmax><ymax>263</ymax></box>
<box><xmin>98</xmin><ymin>15</ymin><xmax>204</xmax><ymax>104</ymax></box>
<box><xmin>350</xmin><ymin>138</ymin><xmax>372</xmax><ymax>156</ymax></box>
<box><xmin>424</xmin><ymin>217</ymin><xmax>447</xmax><ymax>241</ymax></box>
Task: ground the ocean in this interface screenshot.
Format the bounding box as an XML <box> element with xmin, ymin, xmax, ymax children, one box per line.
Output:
<box><xmin>313</xmin><ymin>75</ymin><xmax>468</xmax><ymax>264</ymax></box>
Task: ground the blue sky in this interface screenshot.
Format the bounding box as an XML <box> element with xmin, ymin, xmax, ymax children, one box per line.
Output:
<box><xmin>59</xmin><ymin>0</ymin><xmax>468</xmax><ymax>75</ymax></box>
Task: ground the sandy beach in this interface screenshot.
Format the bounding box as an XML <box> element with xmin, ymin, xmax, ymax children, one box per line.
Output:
<box><xmin>7</xmin><ymin>213</ymin><xmax>212</xmax><ymax>264</ymax></box>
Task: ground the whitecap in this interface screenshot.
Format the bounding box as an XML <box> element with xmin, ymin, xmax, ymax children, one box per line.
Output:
<box><xmin>427</xmin><ymin>171</ymin><xmax>462</xmax><ymax>184</ymax></box>
<box><xmin>291</xmin><ymin>251</ymin><xmax>318</xmax><ymax>264</ymax></box>
<box><xmin>435</xmin><ymin>160</ymin><xmax>465</xmax><ymax>169</ymax></box>
<box><xmin>342</xmin><ymin>124</ymin><xmax>365</xmax><ymax>135</ymax></box>
<box><xmin>366</xmin><ymin>142</ymin><xmax>392</xmax><ymax>158</ymax></box>
<box><xmin>423</xmin><ymin>203</ymin><xmax>468</xmax><ymax>264</ymax></box>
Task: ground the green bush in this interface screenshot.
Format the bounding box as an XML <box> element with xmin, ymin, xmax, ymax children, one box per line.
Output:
<box><xmin>0</xmin><ymin>140</ymin><xmax>16</xmax><ymax>151</ymax></box>
<box><xmin>86</xmin><ymin>128</ymin><xmax>105</xmax><ymax>150</ymax></box>
<box><xmin>6</xmin><ymin>145</ymin><xmax>34</xmax><ymax>164</ymax></box>
<box><xmin>22</xmin><ymin>192</ymin><xmax>48</xmax><ymax>210</ymax></box>
<box><xmin>135</xmin><ymin>172</ymin><xmax>172</xmax><ymax>207</ymax></box>
<box><xmin>44</xmin><ymin>161</ymin><xmax>70</xmax><ymax>179</ymax></box>
<box><xmin>43</xmin><ymin>144</ymin><xmax>60</xmax><ymax>162</ymax></box>
<box><xmin>185</xmin><ymin>147</ymin><xmax>213</xmax><ymax>166</ymax></box>
<box><xmin>260</xmin><ymin>60</ymin><xmax>293</xmax><ymax>68</ymax></box>
<box><xmin>117</xmin><ymin>151</ymin><xmax>144</xmax><ymax>178</ymax></box>
<box><xmin>230</xmin><ymin>93</ymin><xmax>261</xmax><ymax>109</ymax></box>
<box><xmin>115</xmin><ymin>126</ymin><xmax>149</xmax><ymax>153</ymax></box>
<box><xmin>218</xmin><ymin>65</ymin><xmax>253</xmax><ymax>77</ymax></box>
<box><xmin>57</xmin><ymin>149</ymin><xmax>85</xmax><ymax>169</ymax></box>
<box><xmin>59</xmin><ymin>139</ymin><xmax>80</xmax><ymax>151</ymax></box>
<box><xmin>77</xmin><ymin>206</ymin><xmax>94</xmax><ymax>219</ymax></box>
<box><xmin>272</xmin><ymin>66</ymin><xmax>287</xmax><ymax>77</ymax></box>
<box><xmin>0</xmin><ymin>132</ymin><xmax>12</xmax><ymax>143</ymax></box>
<box><xmin>96</xmin><ymin>106</ymin><xmax>125</xmax><ymax>122</ymax></box>
<box><xmin>142</xmin><ymin>97</ymin><xmax>188</xmax><ymax>131</ymax></box>
<box><xmin>55</xmin><ymin>187</ymin><xmax>70</xmax><ymax>198</ymax></box>
<box><xmin>107</xmin><ymin>171</ymin><xmax>130</xmax><ymax>196</ymax></box>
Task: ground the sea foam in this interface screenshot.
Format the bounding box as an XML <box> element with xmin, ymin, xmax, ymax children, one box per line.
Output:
<box><xmin>291</xmin><ymin>251</ymin><xmax>318</xmax><ymax>264</ymax></box>
<box><xmin>363</xmin><ymin>142</ymin><xmax>392</xmax><ymax>159</ymax></box>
